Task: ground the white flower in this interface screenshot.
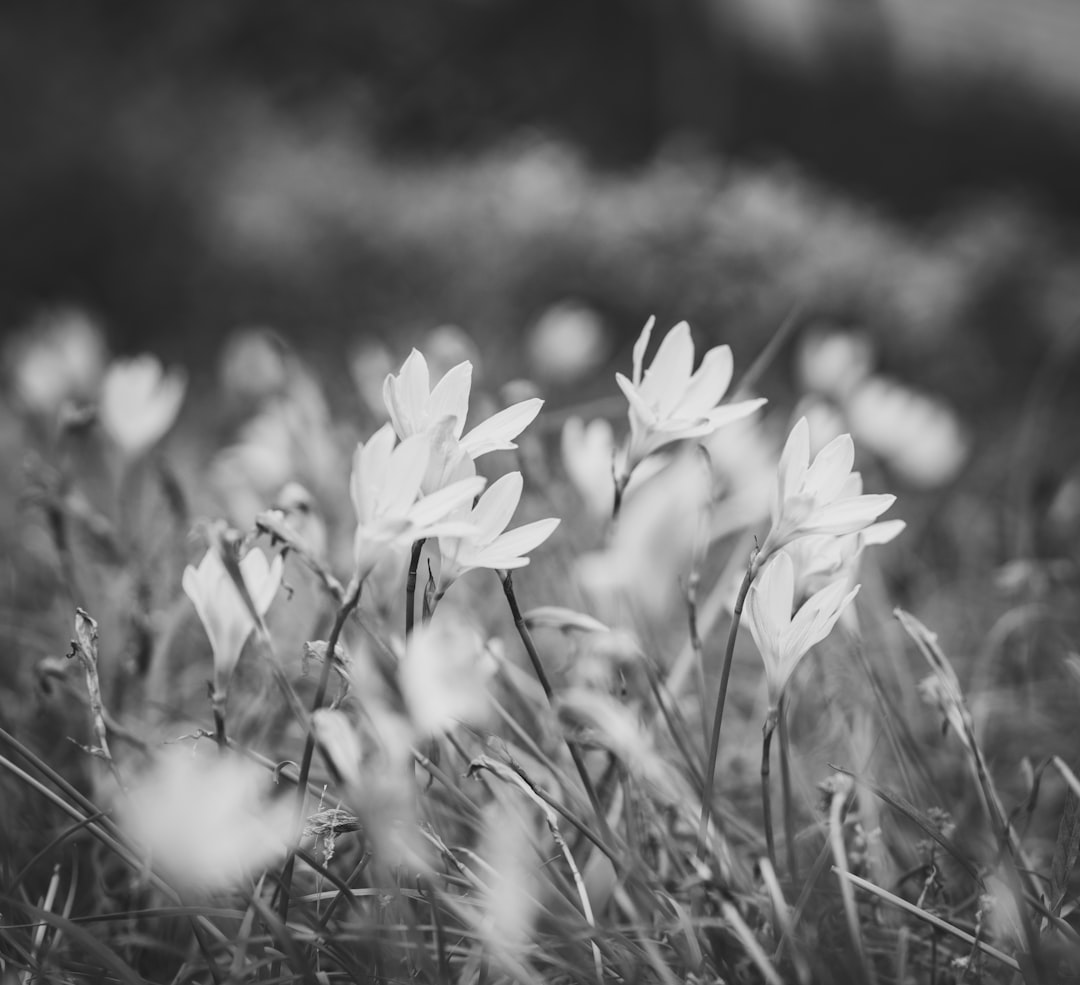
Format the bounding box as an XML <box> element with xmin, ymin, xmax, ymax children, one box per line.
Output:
<box><xmin>795</xmin><ymin>328</ymin><xmax>873</xmax><ymax>400</ymax></box>
<box><xmin>745</xmin><ymin>550</ymin><xmax>859</xmax><ymax>706</ymax></box>
<box><xmin>121</xmin><ymin>749</ymin><xmax>294</xmax><ymax>891</ymax></box>
<box><xmin>614</xmin><ymin>318</ymin><xmax>767</xmax><ymax>487</ymax></box>
<box><xmin>846</xmin><ymin>376</ymin><xmax>968</xmax><ymax>489</ymax></box>
<box><xmin>561</xmin><ymin>417</ymin><xmax>616</xmax><ymax>520</ymax></box>
<box><xmin>435</xmin><ymin>471</ymin><xmax>559</xmax><ymax>598</ymax></box>
<box><xmin>182</xmin><ymin>546</ymin><xmax>283</xmax><ymax>701</ymax></box>
<box><xmin>349</xmin><ymin>423</ymin><xmax>486</xmax><ymax>585</ymax></box>
<box><xmin>99</xmin><ymin>355</ymin><xmax>187</xmax><ymax>459</ymax></box>
<box><xmin>5</xmin><ymin>308</ymin><xmax>106</xmax><ymax>417</ymax></box>
<box><xmin>399</xmin><ymin>615</ymin><xmax>496</xmax><ymax>733</ymax></box>
<box><xmin>527</xmin><ymin>302</ymin><xmax>608</xmax><ymax>384</ymax></box>
<box><xmin>383</xmin><ymin>349</ymin><xmax>542</xmax><ymax>485</ymax></box>
<box><xmin>757</xmin><ymin>416</ymin><xmax>896</xmax><ymax>569</ymax></box>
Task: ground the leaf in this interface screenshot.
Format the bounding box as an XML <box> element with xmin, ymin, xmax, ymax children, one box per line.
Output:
<box><xmin>1050</xmin><ymin>785</ymin><xmax>1080</xmax><ymax>917</ymax></box>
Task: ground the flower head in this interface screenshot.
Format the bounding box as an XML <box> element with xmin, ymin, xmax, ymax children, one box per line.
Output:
<box><xmin>757</xmin><ymin>416</ymin><xmax>895</xmax><ymax>569</ymax></box>
<box><xmin>435</xmin><ymin>471</ymin><xmax>559</xmax><ymax>597</ymax></box>
<box><xmin>745</xmin><ymin>550</ymin><xmax>859</xmax><ymax>706</ymax></box>
<box><xmin>349</xmin><ymin>423</ymin><xmax>485</xmax><ymax>586</ymax></box>
<box><xmin>99</xmin><ymin>355</ymin><xmax>187</xmax><ymax>459</ymax></box>
<box><xmin>383</xmin><ymin>349</ymin><xmax>543</xmax><ymax>484</ymax></box>
<box><xmin>182</xmin><ymin>546</ymin><xmax>283</xmax><ymax>701</ymax></box>
<box><xmin>614</xmin><ymin>319</ymin><xmax>766</xmax><ymax>486</ymax></box>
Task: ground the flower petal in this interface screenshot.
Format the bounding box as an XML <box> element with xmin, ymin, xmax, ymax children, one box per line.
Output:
<box><xmin>460</xmin><ymin>398</ymin><xmax>543</xmax><ymax>457</ymax></box>
<box><xmin>802</xmin><ymin>433</ymin><xmax>855</xmax><ymax>504</ymax></box>
<box><xmin>631</xmin><ymin>316</ymin><xmax>656</xmax><ymax>386</ymax></box>
<box><xmin>639</xmin><ymin>321</ymin><xmax>694</xmax><ymax>412</ymax></box>
<box><xmin>470</xmin><ymin>472</ymin><xmax>524</xmax><ymax>546</ymax></box>
<box><xmin>428</xmin><ymin>361</ymin><xmax>473</xmax><ymax>439</ymax></box>
<box><xmin>775</xmin><ymin>417</ymin><xmax>810</xmax><ymax>521</ymax></box>
<box><xmin>801</xmin><ymin>493</ymin><xmax>896</xmax><ymax>536</ymax></box>
<box><xmin>381</xmin><ymin>432</ymin><xmax>431</xmax><ymax>516</ymax></box>
<box><xmin>677</xmin><ymin>344</ymin><xmax>734</xmax><ymax>418</ymax></box>
<box><xmin>480</xmin><ymin>517</ymin><xmax>560</xmax><ymax>563</ymax></box>
<box><xmin>409</xmin><ymin>476</ymin><xmax>487</xmax><ymax>528</ymax></box>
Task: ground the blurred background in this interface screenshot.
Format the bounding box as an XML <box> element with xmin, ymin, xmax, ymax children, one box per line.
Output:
<box><xmin>3</xmin><ymin>0</ymin><xmax>1080</xmax><ymax>374</ymax></box>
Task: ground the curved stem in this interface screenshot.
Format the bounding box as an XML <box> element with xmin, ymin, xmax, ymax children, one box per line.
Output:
<box><xmin>697</xmin><ymin>555</ymin><xmax>755</xmax><ymax>854</ymax></box>
<box><xmin>405</xmin><ymin>538</ymin><xmax>426</xmax><ymax>637</ymax></box>
<box><xmin>761</xmin><ymin>711</ymin><xmax>778</xmax><ymax>876</ymax></box>
<box><xmin>501</xmin><ymin>571</ymin><xmax>612</xmax><ymax>842</ymax></box>
<box><xmin>778</xmin><ymin>695</ymin><xmax>798</xmax><ymax>882</ymax></box>
<box><xmin>277</xmin><ymin>582</ymin><xmax>362</xmax><ymax>924</ymax></box>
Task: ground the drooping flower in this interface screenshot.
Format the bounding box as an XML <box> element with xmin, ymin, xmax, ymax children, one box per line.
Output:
<box><xmin>757</xmin><ymin>416</ymin><xmax>896</xmax><ymax>570</ymax></box>
<box><xmin>349</xmin><ymin>423</ymin><xmax>486</xmax><ymax>586</ymax></box>
<box><xmin>745</xmin><ymin>550</ymin><xmax>859</xmax><ymax>707</ymax></box>
<box><xmin>434</xmin><ymin>471</ymin><xmax>559</xmax><ymax>599</ymax></box>
<box><xmin>382</xmin><ymin>349</ymin><xmax>543</xmax><ymax>487</ymax></box>
<box><xmin>182</xmin><ymin>546</ymin><xmax>283</xmax><ymax>703</ymax></box>
<box><xmin>99</xmin><ymin>355</ymin><xmax>187</xmax><ymax>459</ymax></box>
<box><xmin>613</xmin><ymin>318</ymin><xmax>767</xmax><ymax>489</ymax></box>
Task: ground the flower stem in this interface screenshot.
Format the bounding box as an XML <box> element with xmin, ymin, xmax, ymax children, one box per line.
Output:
<box><xmin>276</xmin><ymin>582</ymin><xmax>362</xmax><ymax>924</ymax></box>
<box><xmin>501</xmin><ymin>572</ymin><xmax>611</xmax><ymax>841</ymax></box>
<box><xmin>697</xmin><ymin>554</ymin><xmax>755</xmax><ymax>854</ymax></box>
<box><xmin>761</xmin><ymin>710</ymin><xmax>778</xmax><ymax>876</ymax></box>
<box><xmin>777</xmin><ymin>696</ymin><xmax>799</xmax><ymax>882</ymax></box>
<box><xmin>211</xmin><ymin>694</ymin><xmax>227</xmax><ymax>753</ymax></box>
<box><xmin>405</xmin><ymin>538</ymin><xmax>426</xmax><ymax>637</ymax></box>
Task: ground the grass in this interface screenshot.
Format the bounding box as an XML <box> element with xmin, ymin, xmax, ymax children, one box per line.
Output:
<box><xmin>1</xmin><ymin>308</ymin><xmax>1079</xmax><ymax>985</ymax></box>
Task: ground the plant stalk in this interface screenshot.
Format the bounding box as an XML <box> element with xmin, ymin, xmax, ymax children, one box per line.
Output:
<box><xmin>761</xmin><ymin>710</ymin><xmax>778</xmax><ymax>875</ymax></box>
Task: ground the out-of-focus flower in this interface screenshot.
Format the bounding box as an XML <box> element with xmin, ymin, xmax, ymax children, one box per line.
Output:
<box><xmin>795</xmin><ymin>327</ymin><xmax>873</xmax><ymax>400</ymax></box>
<box><xmin>383</xmin><ymin>349</ymin><xmax>543</xmax><ymax>469</ymax></box>
<box><xmin>349</xmin><ymin>424</ymin><xmax>485</xmax><ymax>586</ymax></box>
<box><xmin>561</xmin><ymin>417</ymin><xmax>616</xmax><ymax>520</ymax></box>
<box><xmin>350</xmin><ymin>339</ymin><xmax>396</xmax><ymax>422</ymax></box>
<box><xmin>399</xmin><ymin>614</ymin><xmax>497</xmax><ymax>733</ymax></box>
<box><xmin>757</xmin><ymin>416</ymin><xmax>896</xmax><ymax>569</ymax></box>
<box><xmin>218</xmin><ymin>327</ymin><xmax>288</xmax><ymax>407</ymax></box>
<box><xmin>423</xmin><ymin>324</ymin><xmax>482</xmax><ymax>383</ymax></box>
<box><xmin>312</xmin><ymin>708</ymin><xmax>364</xmax><ymax>790</ymax></box>
<box><xmin>745</xmin><ymin>550</ymin><xmax>859</xmax><ymax>707</ymax></box>
<box><xmin>4</xmin><ymin>308</ymin><xmax>107</xmax><ymax>417</ymax></box>
<box><xmin>614</xmin><ymin>318</ymin><xmax>766</xmax><ymax>489</ymax></box>
<box><xmin>527</xmin><ymin>302</ymin><xmax>609</xmax><ymax>385</ymax></box>
<box><xmin>435</xmin><ymin>472</ymin><xmax>559</xmax><ymax>598</ymax></box>
<box><xmin>576</xmin><ymin>453</ymin><xmax>710</xmax><ymax>617</ymax></box>
<box><xmin>99</xmin><ymin>355</ymin><xmax>187</xmax><ymax>460</ymax></box>
<box><xmin>182</xmin><ymin>546</ymin><xmax>283</xmax><ymax>703</ymax></box>
<box><xmin>121</xmin><ymin>749</ymin><xmax>294</xmax><ymax>891</ymax></box>
<box><xmin>845</xmin><ymin>376</ymin><xmax>968</xmax><ymax>489</ymax></box>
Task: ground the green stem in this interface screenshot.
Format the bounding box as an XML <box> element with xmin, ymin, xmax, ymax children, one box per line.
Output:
<box><xmin>501</xmin><ymin>571</ymin><xmax>611</xmax><ymax>842</ymax></box>
<box><xmin>405</xmin><ymin>538</ymin><xmax>426</xmax><ymax>637</ymax></box>
<box><xmin>276</xmin><ymin>582</ymin><xmax>361</xmax><ymax>924</ymax></box>
<box><xmin>212</xmin><ymin>697</ymin><xmax>227</xmax><ymax>753</ymax></box>
<box><xmin>697</xmin><ymin>555</ymin><xmax>755</xmax><ymax>853</ymax></box>
<box><xmin>778</xmin><ymin>696</ymin><xmax>799</xmax><ymax>882</ymax></box>
<box><xmin>761</xmin><ymin>711</ymin><xmax>778</xmax><ymax>876</ymax></box>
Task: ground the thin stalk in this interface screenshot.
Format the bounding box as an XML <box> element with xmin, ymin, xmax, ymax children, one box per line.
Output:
<box><xmin>276</xmin><ymin>583</ymin><xmax>362</xmax><ymax>924</ymax></box>
<box><xmin>777</xmin><ymin>696</ymin><xmax>799</xmax><ymax>882</ymax></box>
<box><xmin>761</xmin><ymin>711</ymin><xmax>778</xmax><ymax>875</ymax></box>
<box><xmin>697</xmin><ymin>555</ymin><xmax>755</xmax><ymax>853</ymax></box>
<box><xmin>212</xmin><ymin>695</ymin><xmax>227</xmax><ymax>752</ymax></box>
<box><xmin>405</xmin><ymin>538</ymin><xmax>426</xmax><ymax>637</ymax></box>
<box><xmin>501</xmin><ymin>572</ymin><xmax>611</xmax><ymax>842</ymax></box>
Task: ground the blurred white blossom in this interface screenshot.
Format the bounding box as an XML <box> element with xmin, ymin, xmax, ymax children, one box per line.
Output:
<box><xmin>527</xmin><ymin>302</ymin><xmax>609</xmax><ymax>384</ymax></box>
<box><xmin>399</xmin><ymin>614</ymin><xmax>497</xmax><ymax>733</ymax></box>
<box><xmin>561</xmin><ymin>417</ymin><xmax>616</xmax><ymax>520</ymax></box>
<box><xmin>795</xmin><ymin>327</ymin><xmax>873</xmax><ymax>400</ymax></box>
<box><xmin>5</xmin><ymin>308</ymin><xmax>106</xmax><ymax>417</ymax></box>
<box><xmin>846</xmin><ymin>376</ymin><xmax>968</xmax><ymax>488</ymax></box>
<box><xmin>121</xmin><ymin>750</ymin><xmax>294</xmax><ymax>891</ymax></box>
<box><xmin>218</xmin><ymin>328</ymin><xmax>288</xmax><ymax>407</ymax></box>
<box><xmin>99</xmin><ymin>355</ymin><xmax>187</xmax><ymax>460</ymax></box>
